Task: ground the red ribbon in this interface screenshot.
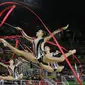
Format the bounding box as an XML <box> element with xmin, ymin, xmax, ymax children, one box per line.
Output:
<box><xmin>23</xmin><ymin>44</ymin><xmax>33</xmax><ymax>53</ymax></box>
<box><xmin>0</xmin><ymin>6</ymin><xmax>13</xmax><ymax>17</ymax></box>
<box><xmin>0</xmin><ymin>5</ymin><xmax>16</xmax><ymax>27</ymax></box>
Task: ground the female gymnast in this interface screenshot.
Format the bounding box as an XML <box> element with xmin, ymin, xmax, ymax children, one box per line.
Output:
<box><xmin>42</xmin><ymin>46</ymin><xmax>76</xmax><ymax>72</ymax></box>
<box><xmin>0</xmin><ymin>25</ymin><xmax>75</xmax><ymax>72</ymax></box>
<box><xmin>0</xmin><ymin>59</ymin><xmax>23</xmax><ymax>80</ymax></box>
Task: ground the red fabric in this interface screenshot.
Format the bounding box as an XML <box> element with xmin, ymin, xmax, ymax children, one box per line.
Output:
<box><xmin>0</xmin><ymin>6</ymin><xmax>13</xmax><ymax>17</ymax></box>
<box><xmin>0</xmin><ymin>5</ymin><xmax>16</xmax><ymax>27</ymax></box>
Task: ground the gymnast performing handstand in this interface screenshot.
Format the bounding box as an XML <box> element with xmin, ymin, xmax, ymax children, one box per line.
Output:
<box><xmin>0</xmin><ymin>25</ymin><xmax>76</xmax><ymax>72</ymax></box>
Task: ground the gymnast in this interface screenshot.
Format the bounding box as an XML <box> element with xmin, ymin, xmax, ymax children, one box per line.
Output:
<box><xmin>0</xmin><ymin>59</ymin><xmax>23</xmax><ymax>80</ymax></box>
<box><xmin>42</xmin><ymin>46</ymin><xmax>76</xmax><ymax>72</ymax></box>
<box><xmin>0</xmin><ymin>25</ymin><xmax>74</xmax><ymax>72</ymax></box>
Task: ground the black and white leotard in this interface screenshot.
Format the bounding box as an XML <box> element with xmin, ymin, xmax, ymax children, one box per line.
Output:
<box><xmin>33</xmin><ymin>37</ymin><xmax>44</xmax><ymax>59</ymax></box>
<box><xmin>8</xmin><ymin>65</ymin><xmax>18</xmax><ymax>79</ymax></box>
<box><xmin>50</xmin><ymin>52</ymin><xmax>59</xmax><ymax>69</ymax></box>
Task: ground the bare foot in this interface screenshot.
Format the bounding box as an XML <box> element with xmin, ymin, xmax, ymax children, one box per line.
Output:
<box><xmin>60</xmin><ymin>49</ymin><xmax>76</xmax><ymax>61</ymax></box>
<box><xmin>69</xmin><ymin>49</ymin><xmax>76</xmax><ymax>54</ymax></box>
<box><xmin>55</xmin><ymin>66</ymin><xmax>64</xmax><ymax>72</ymax></box>
<box><xmin>0</xmin><ymin>38</ymin><xmax>8</xmax><ymax>47</ymax></box>
<box><xmin>15</xmin><ymin>27</ymin><xmax>22</xmax><ymax>30</ymax></box>
<box><xmin>63</xmin><ymin>24</ymin><xmax>69</xmax><ymax>30</ymax></box>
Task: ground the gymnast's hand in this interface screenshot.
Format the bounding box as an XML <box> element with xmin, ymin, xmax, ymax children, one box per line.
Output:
<box><xmin>62</xmin><ymin>24</ymin><xmax>69</xmax><ymax>30</ymax></box>
<box><xmin>55</xmin><ymin>50</ymin><xmax>60</xmax><ymax>55</ymax></box>
<box><xmin>15</xmin><ymin>27</ymin><xmax>22</xmax><ymax>30</ymax></box>
<box><xmin>69</xmin><ymin>49</ymin><xmax>76</xmax><ymax>54</ymax></box>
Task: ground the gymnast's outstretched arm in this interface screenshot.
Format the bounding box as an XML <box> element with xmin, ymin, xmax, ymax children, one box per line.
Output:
<box><xmin>0</xmin><ymin>39</ymin><xmax>37</xmax><ymax>63</ymax></box>
<box><xmin>15</xmin><ymin>27</ymin><xmax>33</xmax><ymax>43</ymax></box>
<box><xmin>44</xmin><ymin>24</ymin><xmax>69</xmax><ymax>41</ymax></box>
<box><xmin>41</xmin><ymin>25</ymin><xmax>69</xmax><ymax>50</ymax></box>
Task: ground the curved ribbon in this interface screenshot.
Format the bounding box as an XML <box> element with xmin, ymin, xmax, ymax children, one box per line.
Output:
<box><xmin>0</xmin><ymin>35</ymin><xmax>23</xmax><ymax>39</ymax></box>
<box><xmin>0</xmin><ymin>5</ymin><xmax>16</xmax><ymax>27</ymax></box>
<box><xmin>0</xmin><ymin>2</ymin><xmax>83</xmax><ymax>85</ymax></box>
<box><xmin>0</xmin><ymin>5</ymin><xmax>13</xmax><ymax>17</ymax></box>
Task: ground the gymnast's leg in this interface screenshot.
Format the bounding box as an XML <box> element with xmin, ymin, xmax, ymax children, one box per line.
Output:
<box><xmin>43</xmin><ymin>49</ymin><xmax>76</xmax><ymax>63</ymax></box>
<box><xmin>0</xmin><ymin>39</ymin><xmax>37</xmax><ymax>63</ymax></box>
<box><xmin>39</xmin><ymin>63</ymin><xmax>54</xmax><ymax>72</ymax></box>
<box><xmin>0</xmin><ymin>76</ymin><xmax>14</xmax><ymax>80</ymax></box>
<box><xmin>55</xmin><ymin>66</ymin><xmax>64</xmax><ymax>72</ymax></box>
